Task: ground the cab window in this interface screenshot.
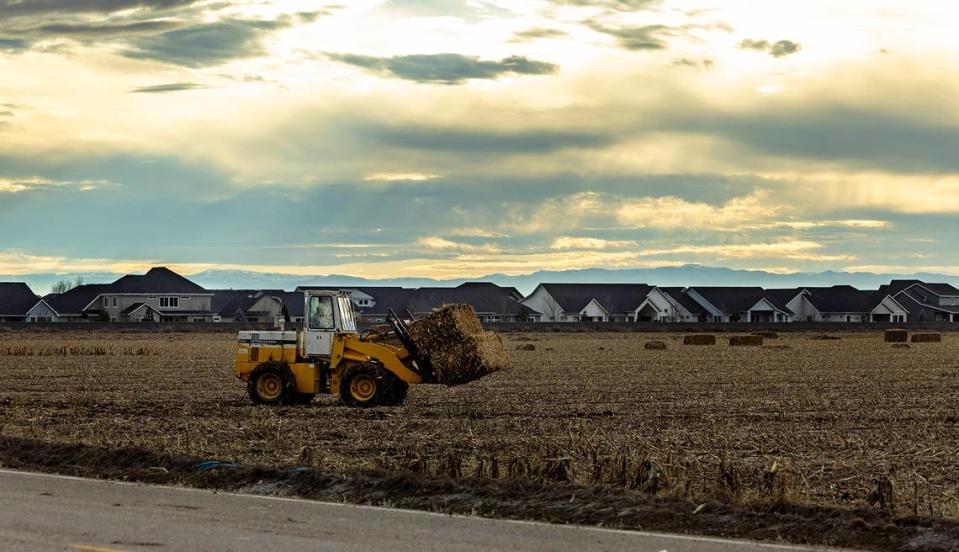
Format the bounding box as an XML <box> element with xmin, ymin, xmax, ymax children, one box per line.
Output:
<box><xmin>338</xmin><ymin>296</ymin><xmax>356</xmax><ymax>331</ymax></box>
<box><xmin>308</xmin><ymin>296</ymin><xmax>335</xmax><ymax>329</ymax></box>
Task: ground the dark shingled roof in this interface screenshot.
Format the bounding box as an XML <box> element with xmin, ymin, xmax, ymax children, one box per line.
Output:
<box><xmin>44</xmin><ymin>284</ymin><xmax>109</xmax><ymax>316</ymax></box>
<box><xmin>897</xmin><ymin>288</ymin><xmax>959</xmax><ymax>314</ymax></box>
<box><xmin>0</xmin><ymin>282</ymin><xmax>39</xmax><ymax>315</ymax></box>
<box><xmin>540</xmin><ymin>283</ymin><xmax>654</xmax><ymax>314</ymax></box>
<box><xmin>800</xmin><ymin>286</ymin><xmax>882</xmax><ymax>313</ymax></box>
<box><xmin>408</xmin><ymin>282</ymin><xmax>533</xmax><ymax>315</ymax></box>
<box><xmin>919</xmin><ymin>283</ymin><xmax>959</xmax><ymax>296</ymax></box>
<box><xmin>688</xmin><ymin>287</ymin><xmax>769</xmax><ymax>315</ymax></box>
<box><xmin>108</xmin><ymin>267</ymin><xmax>207</xmax><ymax>294</ymax></box>
<box><xmin>344</xmin><ymin>287</ymin><xmax>417</xmax><ymax>317</ymax></box>
<box><xmin>763</xmin><ymin>288</ymin><xmax>803</xmax><ymax>313</ymax></box>
<box><xmin>660</xmin><ymin>287</ymin><xmax>709</xmax><ymax>316</ymax></box>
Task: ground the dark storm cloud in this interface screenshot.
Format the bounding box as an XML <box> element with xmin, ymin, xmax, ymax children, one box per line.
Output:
<box><xmin>669</xmin><ymin>107</ymin><xmax>959</xmax><ymax>173</ymax></box>
<box><xmin>739</xmin><ymin>39</ymin><xmax>802</xmax><ymax>58</ymax></box>
<box><xmin>510</xmin><ymin>27</ymin><xmax>568</xmax><ymax>42</ymax></box>
<box><xmin>0</xmin><ymin>0</ymin><xmax>200</xmax><ymax>18</ymax></box>
<box><xmin>362</xmin><ymin>124</ymin><xmax>611</xmax><ymax>153</ymax></box>
<box><xmin>130</xmin><ymin>82</ymin><xmax>206</xmax><ymax>93</ymax></box>
<box><xmin>123</xmin><ymin>18</ymin><xmax>284</xmax><ymax>67</ymax></box>
<box><xmin>326</xmin><ymin>53</ymin><xmax>557</xmax><ymax>84</ymax></box>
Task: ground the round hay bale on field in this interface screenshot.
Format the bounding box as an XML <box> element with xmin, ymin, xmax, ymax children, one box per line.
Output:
<box><xmin>729</xmin><ymin>335</ymin><xmax>764</xmax><ymax>347</ymax></box>
<box><xmin>753</xmin><ymin>331</ymin><xmax>779</xmax><ymax>339</ymax></box>
<box><xmin>911</xmin><ymin>333</ymin><xmax>942</xmax><ymax>343</ymax></box>
<box><xmin>684</xmin><ymin>334</ymin><xmax>716</xmax><ymax>346</ymax></box>
<box><xmin>885</xmin><ymin>329</ymin><xmax>909</xmax><ymax>343</ymax></box>
<box><xmin>644</xmin><ymin>340</ymin><xmax>668</xmax><ymax>351</ymax></box>
<box><xmin>515</xmin><ymin>344</ymin><xmax>536</xmax><ymax>351</ymax></box>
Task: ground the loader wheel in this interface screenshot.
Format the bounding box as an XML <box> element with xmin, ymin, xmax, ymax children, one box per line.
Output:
<box><xmin>386</xmin><ymin>379</ymin><xmax>409</xmax><ymax>406</ymax></box>
<box><xmin>340</xmin><ymin>365</ymin><xmax>389</xmax><ymax>408</ymax></box>
<box><xmin>248</xmin><ymin>366</ymin><xmax>292</xmax><ymax>405</ymax></box>
<box><xmin>292</xmin><ymin>393</ymin><xmax>316</xmax><ymax>405</ymax></box>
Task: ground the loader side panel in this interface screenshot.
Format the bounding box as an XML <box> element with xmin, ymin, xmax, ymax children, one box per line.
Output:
<box><xmin>235</xmin><ymin>331</ymin><xmax>298</xmax><ymax>380</ymax></box>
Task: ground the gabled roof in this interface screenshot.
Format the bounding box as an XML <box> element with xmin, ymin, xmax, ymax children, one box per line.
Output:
<box><xmin>108</xmin><ymin>267</ymin><xmax>208</xmax><ymax>294</ymax></box>
<box><xmin>897</xmin><ymin>287</ymin><xmax>959</xmax><ymax>314</ymax></box>
<box><xmin>800</xmin><ymin>286</ymin><xmax>884</xmax><ymax>313</ymax></box>
<box><xmin>687</xmin><ymin>287</ymin><xmax>768</xmax><ymax>315</ymax></box>
<box><xmin>659</xmin><ymin>287</ymin><xmax>708</xmax><ymax>316</ymax></box>
<box><xmin>211</xmin><ymin>289</ymin><xmax>275</xmax><ymax>317</ymax></box>
<box><xmin>919</xmin><ymin>283</ymin><xmax>959</xmax><ymax>296</ymax></box>
<box><xmin>539</xmin><ymin>283</ymin><xmax>654</xmax><ymax>314</ymax></box>
<box><xmin>409</xmin><ymin>282</ymin><xmax>532</xmax><ymax>315</ymax></box>
<box><xmin>0</xmin><ymin>282</ymin><xmax>39</xmax><ymax>315</ymax></box>
<box><xmin>44</xmin><ymin>284</ymin><xmax>109</xmax><ymax>316</ymax></box>
<box><xmin>121</xmin><ymin>303</ymin><xmax>162</xmax><ymax>316</ymax></box>
<box><xmin>760</xmin><ymin>288</ymin><xmax>803</xmax><ymax>313</ymax></box>
<box><xmin>345</xmin><ymin>287</ymin><xmax>417</xmax><ymax>316</ymax></box>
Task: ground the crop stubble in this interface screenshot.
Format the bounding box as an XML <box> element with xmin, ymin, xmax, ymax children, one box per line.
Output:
<box><xmin>1</xmin><ymin>330</ymin><xmax>958</xmax><ymax>519</ymax></box>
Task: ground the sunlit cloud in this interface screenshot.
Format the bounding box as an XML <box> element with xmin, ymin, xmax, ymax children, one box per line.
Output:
<box><xmin>550</xmin><ymin>236</ymin><xmax>636</xmax><ymax>250</ymax></box>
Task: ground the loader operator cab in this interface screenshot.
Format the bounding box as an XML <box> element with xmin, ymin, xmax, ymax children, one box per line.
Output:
<box><xmin>303</xmin><ymin>291</ymin><xmax>356</xmax><ymax>358</ymax></box>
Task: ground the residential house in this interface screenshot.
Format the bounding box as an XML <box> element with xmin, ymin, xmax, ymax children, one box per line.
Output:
<box><xmin>684</xmin><ymin>287</ymin><xmax>794</xmax><ymax>322</ymax></box>
<box><xmin>0</xmin><ymin>283</ymin><xmax>40</xmax><ymax>322</ymax></box>
<box><xmin>212</xmin><ymin>289</ymin><xmax>306</xmax><ymax>326</ymax></box>
<box><xmin>522</xmin><ymin>283</ymin><xmax>685</xmax><ymax>322</ymax></box>
<box><xmin>26</xmin><ymin>284</ymin><xmax>109</xmax><ymax>322</ymax></box>
<box><xmin>658</xmin><ymin>287</ymin><xmax>711</xmax><ymax>322</ymax></box>
<box><xmin>300</xmin><ymin>283</ymin><xmax>536</xmax><ymax>323</ymax></box>
<box><xmin>881</xmin><ymin>280</ymin><xmax>959</xmax><ymax>322</ymax></box>
<box><xmin>28</xmin><ymin>268</ymin><xmax>213</xmax><ymax>323</ymax></box>
<box><xmin>89</xmin><ymin>267</ymin><xmax>213</xmax><ymax>322</ymax></box>
<box><xmin>407</xmin><ymin>282</ymin><xmax>535</xmax><ymax>323</ymax></box>
<box><xmin>783</xmin><ymin>286</ymin><xmax>908</xmax><ymax>323</ymax></box>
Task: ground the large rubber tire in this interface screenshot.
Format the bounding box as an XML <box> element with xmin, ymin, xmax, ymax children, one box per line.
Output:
<box><xmin>247</xmin><ymin>363</ymin><xmax>294</xmax><ymax>405</ymax></box>
<box><xmin>340</xmin><ymin>364</ymin><xmax>392</xmax><ymax>408</ymax></box>
<box><xmin>292</xmin><ymin>393</ymin><xmax>316</xmax><ymax>405</ymax></box>
<box><xmin>386</xmin><ymin>379</ymin><xmax>409</xmax><ymax>406</ymax></box>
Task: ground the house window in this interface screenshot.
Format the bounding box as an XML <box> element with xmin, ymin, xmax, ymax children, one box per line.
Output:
<box><xmin>112</xmin><ymin>297</ymin><xmax>118</xmax><ymax>308</ymax></box>
<box><xmin>159</xmin><ymin>297</ymin><xmax>179</xmax><ymax>309</ymax></box>
<box><xmin>103</xmin><ymin>297</ymin><xmax>109</xmax><ymax>308</ymax></box>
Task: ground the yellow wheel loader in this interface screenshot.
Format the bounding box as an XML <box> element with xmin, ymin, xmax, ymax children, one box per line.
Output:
<box><xmin>234</xmin><ymin>290</ymin><xmax>435</xmax><ymax>408</ymax></box>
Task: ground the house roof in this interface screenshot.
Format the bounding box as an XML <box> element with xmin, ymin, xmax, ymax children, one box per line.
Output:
<box><xmin>408</xmin><ymin>282</ymin><xmax>533</xmax><ymax>315</ymax></box>
<box><xmin>121</xmin><ymin>303</ymin><xmax>162</xmax><ymax>316</ymax></box>
<box><xmin>763</xmin><ymin>288</ymin><xmax>803</xmax><ymax>313</ymax></box>
<box><xmin>211</xmin><ymin>289</ymin><xmax>275</xmax><ymax>317</ymax></box>
<box><xmin>539</xmin><ymin>283</ymin><xmax>654</xmax><ymax>314</ymax></box>
<box><xmin>42</xmin><ymin>284</ymin><xmax>109</xmax><ymax>316</ymax></box>
<box><xmin>658</xmin><ymin>287</ymin><xmax>707</xmax><ymax>316</ymax></box>
<box><xmin>345</xmin><ymin>287</ymin><xmax>417</xmax><ymax>316</ymax></box>
<box><xmin>687</xmin><ymin>287</ymin><xmax>769</xmax><ymax>315</ymax></box>
<box><xmin>0</xmin><ymin>283</ymin><xmax>39</xmax><ymax>316</ymax></box>
<box><xmin>800</xmin><ymin>286</ymin><xmax>884</xmax><ymax>313</ymax></box>
<box><xmin>897</xmin><ymin>288</ymin><xmax>959</xmax><ymax>314</ymax></box>
<box><xmin>108</xmin><ymin>267</ymin><xmax>207</xmax><ymax>294</ymax></box>
<box><xmin>919</xmin><ymin>283</ymin><xmax>959</xmax><ymax>296</ymax></box>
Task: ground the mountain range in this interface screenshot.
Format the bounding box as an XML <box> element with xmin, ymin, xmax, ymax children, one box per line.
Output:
<box><xmin>4</xmin><ymin>265</ymin><xmax>959</xmax><ymax>296</ymax></box>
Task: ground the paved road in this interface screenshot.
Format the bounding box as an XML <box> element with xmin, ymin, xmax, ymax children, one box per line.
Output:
<box><xmin>0</xmin><ymin>469</ymin><xmax>824</xmax><ymax>552</ymax></box>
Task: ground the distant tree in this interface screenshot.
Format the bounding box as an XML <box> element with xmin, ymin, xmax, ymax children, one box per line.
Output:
<box><xmin>50</xmin><ymin>275</ymin><xmax>84</xmax><ymax>294</ymax></box>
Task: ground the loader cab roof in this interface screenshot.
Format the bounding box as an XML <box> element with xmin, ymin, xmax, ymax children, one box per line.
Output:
<box><xmin>296</xmin><ymin>287</ymin><xmax>351</xmax><ymax>297</ymax></box>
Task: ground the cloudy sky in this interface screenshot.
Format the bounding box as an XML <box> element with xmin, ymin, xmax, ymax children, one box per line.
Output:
<box><xmin>1</xmin><ymin>0</ymin><xmax>958</xmax><ymax>279</ymax></box>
